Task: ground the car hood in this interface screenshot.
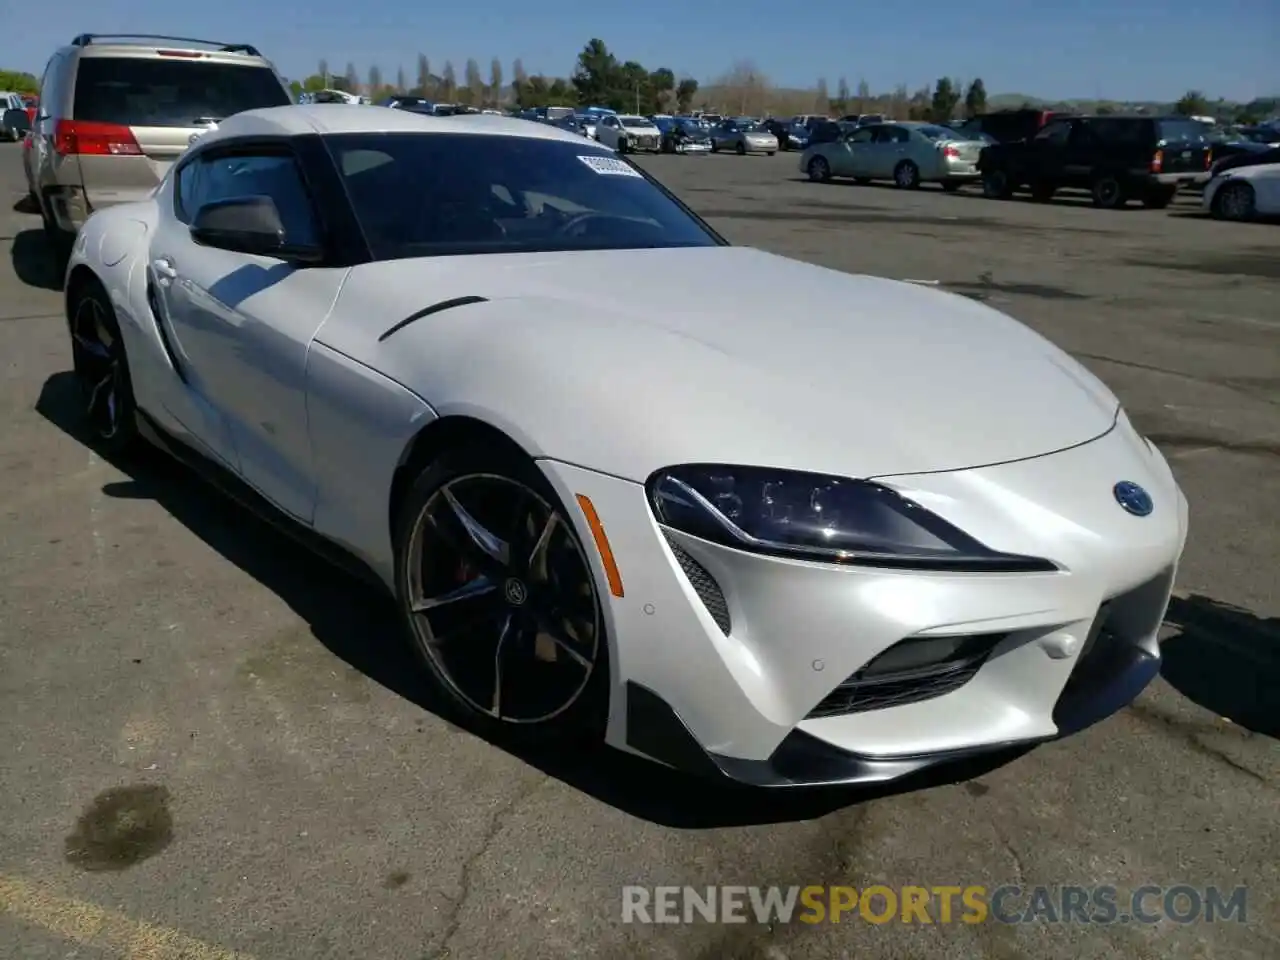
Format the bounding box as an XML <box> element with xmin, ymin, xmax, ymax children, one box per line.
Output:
<box><xmin>321</xmin><ymin>246</ymin><xmax>1119</xmax><ymax>482</ymax></box>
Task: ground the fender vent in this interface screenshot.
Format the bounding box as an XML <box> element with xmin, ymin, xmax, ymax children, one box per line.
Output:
<box><xmin>664</xmin><ymin>534</ymin><xmax>731</xmax><ymax>635</ymax></box>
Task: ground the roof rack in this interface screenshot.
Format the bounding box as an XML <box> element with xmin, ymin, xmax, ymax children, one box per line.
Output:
<box><xmin>69</xmin><ymin>34</ymin><xmax>261</xmax><ymax>57</ymax></box>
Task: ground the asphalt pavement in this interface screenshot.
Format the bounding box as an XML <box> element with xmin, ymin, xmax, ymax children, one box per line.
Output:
<box><xmin>0</xmin><ymin>143</ymin><xmax>1277</xmax><ymax>960</ymax></box>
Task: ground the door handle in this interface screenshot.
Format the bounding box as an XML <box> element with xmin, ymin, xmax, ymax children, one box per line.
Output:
<box><xmin>152</xmin><ymin>257</ymin><xmax>178</xmax><ymax>282</ymax></box>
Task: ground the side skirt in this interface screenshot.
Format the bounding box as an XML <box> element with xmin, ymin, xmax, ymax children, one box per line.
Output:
<box><xmin>135</xmin><ymin>410</ymin><xmax>388</xmax><ymax>593</ymax></box>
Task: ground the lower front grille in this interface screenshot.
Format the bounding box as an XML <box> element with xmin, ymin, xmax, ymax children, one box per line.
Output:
<box><xmin>807</xmin><ymin>633</ymin><xmax>1004</xmax><ymax>719</ymax></box>
<box><xmin>663</xmin><ymin>533</ymin><xmax>731</xmax><ymax>635</ymax></box>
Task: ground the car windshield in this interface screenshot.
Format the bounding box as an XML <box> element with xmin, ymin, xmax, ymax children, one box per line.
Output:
<box><xmin>917</xmin><ymin>125</ymin><xmax>956</xmax><ymax>140</ymax></box>
<box><xmin>620</xmin><ymin>117</ymin><xmax>651</xmax><ymax>128</ymax></box>
<box><xmin>328</xmin><ymin>132</ymin><xmax>719</xmax><ymax>260</ymax></box>
<box><xmin>72</xmin><ymin>58</ymin><xmax>291</xmax><ymax>127</ymax></box>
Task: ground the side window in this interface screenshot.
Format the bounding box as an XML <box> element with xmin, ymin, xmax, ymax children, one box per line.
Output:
<box><xmin>200</xmin><ymin>153</ymin><xmax>319</xmax><ymax>245</ymax></box>
<box><xmin>179</xmin><ymin>152</ymin><xmax>318</xmax><ymax>245</ymax></box>
<box><xmin>890</xmin><ymin>127</ymin><xmax>910</xmax><ymax>143</ymax></box>
<box><xmin>870</xmin><ymin>126</ymin><xmax>894</xmax><ymax>143</ymax></box>
<box><xmin>848</xmin><ymin>128</ymin><xmax>875</xmax><ymax>143</ymax></box>
<box><xmin>1035</xmin><ymin>121</ymin><xmax>1071</xmax><ymax>144</ymax></box>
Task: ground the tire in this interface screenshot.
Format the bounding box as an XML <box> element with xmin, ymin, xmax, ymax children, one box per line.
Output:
<box><xmin>893</xmin><ymin>160</ymin><xmax>921</xmax><ymax>189</ymax></box>
<box><xmin>393</xmin><ymin>444</ymin><xmax>610</xmax><ymax>745</ymax></box>
<box><xmin>982</xmin><ymin>170</ymin><xmax>1013</xmax><ymax>199</ymax></box>
<box><xmin>941</xmin><ymin>180</ymin><xmax>962</xmax><ymax>193</ymax></box>
<box><xmin>1142</xmin><ymin>186</ymin><xmax>1177</xmax><ymax>209</ymax></box>
<box><xmin>710</xmin><ymin>142</ymin><xmax>719</xmax><ymax>153</ymax></box>
<box><xmin>735</xmin><ymin>141</ymin><xmax>746</xmax><ymax>155</ymax></box>
<box><xmin>616</xmin><ymin>138</ymin><xmax>628</xmax><ymax>155</ymax></box>
<box><xmin>806</xmin><ymin>156</ymin><xmax>831</xmax><ymax>182</ymax></box>
<box><xmin>41</xmin><ymin>198</ymin><xmax>74</xmax><ymax>271</ymax></box>
<box><xmin>1211</xmin><ymin>181</ymin><xmax>1256</xmax><ymax>221</ymax></box>
<box><xmin>68</xmin><ymin>275</ymin><xmax>139</xmax><ymax>455</ymax></box>
<box><xmin>1090</xmin><ymin>173</ymin><xmax>1126</xmax><ymax>209</ymax></box>
<box><xmin>766</xmin><ymin>151</ymin><xmax>775</xmax><ymax>156</ymax></box>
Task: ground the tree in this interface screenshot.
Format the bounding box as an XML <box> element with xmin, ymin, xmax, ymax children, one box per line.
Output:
<box><xmin>856</xmin><ymin>79</ymin><xmax>870</xmax><ymax>114</ymax></box>
<box><xmin>464</xmin><ymin>58</ymin><xmax>484</xmax><ymax>106</ymax></box>
<box><xmin>343</xmin><ymin>62</ymin><xmax>358</xmax><ymax>93</ymax></box>
<box><xmin>676</xmin><ymin>77</ymin><xmax>699</xmax><ymax>113</ymax></box>
<box><xmin>416</xmin><ymin>54</ymin><xmax>431</xmax><ymax>97</ymax></box>
<box><xmin>1175</xmin><ymin>90</ymin><xmax>1210</xmax><ymax>116</ymax></box>
<box><xmin>963</xmin><ymin>78</ymin><xmax>987</xmax><ymax>118</ymax></box>
<box><xmin>718</xmin><ymin>60</ymin><xmax>769</xmax><ymax>117</ymax></box>
<box><xmin>572</xmin><ymin>39</ymin><xmax>620</xmax><ymax>108</ymax></box>
<box><xmin>1095</xmin><ymin>102</ymin><xmax>1116</xmax><ymax>115</ymax></box>
<box><xmin>836</xmin><ymin>77</ymin><xmax>850</xmax><ymax>115</ymax></box>
<box><xmin>367</xmin><ymin>65</ymin><xmax>382</xmax><ymax>96</ymax></box>
<box><xmin>396</xmin><ymin>66</ymin><xmax>406</xmax><ymax>94</ymax></box>
<box><xmin>929</xmin><ymin>77</ymin><xmax>959</xmax><ymax>121</ymax></box>
<box><xmin>649</xmin><ymin>67</ymin><xmax>675</xmax><ymax>112</ymax></box>
<box><xmin>440</xmin><ymin>61</ymin><xmax>457</xmax><ymax>101</ymax></box>
<box><xmin>317</xmin><ymin>59</ymin><xmax>330</xmax><ymax>86</ymax></box>
<box><xmin>489</xmin><ymin>58</ymin><xmax>503</xmax><ymax>108</ymax></box>
<box><xmin>511</xmin><ymin>58</ymin><xmax>528</xmax><ymax>106</ymax></box>
<box><xmin>815</xmin><ymin>77</ymin><xmax>829</xmax><ymax>114</ymax></box>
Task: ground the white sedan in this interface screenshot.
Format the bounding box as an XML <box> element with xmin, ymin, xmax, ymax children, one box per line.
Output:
<box><xmin>1203</xmin><ymin>161</ymin><xmax>1280</xmax><ymax>221</ymax></box>
<box><xmin>62</xmin><ymin>105</ymin><xmax>1187</xmax><ymax>787</ymax></box>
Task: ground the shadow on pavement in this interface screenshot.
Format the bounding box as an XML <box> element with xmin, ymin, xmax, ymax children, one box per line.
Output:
<box><xmin>35</xmin><ymin>370</ymin><xmax>1035</xmax><ymax>828</ymax></box>
<box><xmin>11</xmin><ymin>228</ymin><xmax>62</xmax><ymax>291</ymax></box>
<box><xmin>13</xmin><ymin>195</ymin><xmax>40</xmax><ymax>214</ymax></box>
<box><xmin>1162</xmin><ymin>594</ymin><xmax>1279</xmax><ymax>739</ymax></box>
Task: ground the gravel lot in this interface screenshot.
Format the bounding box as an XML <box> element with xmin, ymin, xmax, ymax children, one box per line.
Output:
<box><xmin>0</xmin><ymin>143</ymin><xmax>1276</xmax><ymax>960</ymax></box>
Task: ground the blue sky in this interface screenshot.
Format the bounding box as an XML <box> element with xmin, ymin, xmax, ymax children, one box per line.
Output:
<box><xmin>3</xmin><ymin>0</ymin><xmax>1276</xmax><ymax>102</ymax></box>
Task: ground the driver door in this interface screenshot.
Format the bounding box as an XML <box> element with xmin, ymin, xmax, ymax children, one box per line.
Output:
<box><xmin>148</xmin><ymin>144</ymin><xmax>348</xmax><ymax>522</ymax></box>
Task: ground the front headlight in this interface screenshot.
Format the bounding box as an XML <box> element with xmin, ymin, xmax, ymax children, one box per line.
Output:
<box><xmin>648</xmin><ymin>465</ymin><xmax>1056</xmax><ymax>572</ymax></box>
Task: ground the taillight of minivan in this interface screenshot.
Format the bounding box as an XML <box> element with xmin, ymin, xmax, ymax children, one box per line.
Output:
<box><xmin>54</xmin><ymin>119</ymin><xmax>142</xmax><ymax>157</ymax></box>
<box><xmin>1150</xmin><ymin>149</ymin><xmax>1164</xmax><ymax>173</ymax></box>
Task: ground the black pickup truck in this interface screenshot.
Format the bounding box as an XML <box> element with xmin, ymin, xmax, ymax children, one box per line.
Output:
<box><xmin>976</xmin><ymin>115</ymin><xmax>1212</xmax><ymax>209</ymax></box>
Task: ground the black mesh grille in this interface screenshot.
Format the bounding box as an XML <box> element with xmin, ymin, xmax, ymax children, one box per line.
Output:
<box><xmin>806</xmin><ymin>635</ymin><xmax>1002</xmax><ymax>719</ymax></box>
<box><xmin>664</xmin><ymin>534</ymin><xmax>731</xmax><ymax>635</ymax></box>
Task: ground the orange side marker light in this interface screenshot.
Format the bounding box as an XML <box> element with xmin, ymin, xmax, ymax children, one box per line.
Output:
<box><xmin>576</xmin><ymin>494</ymin><xmax>624</xmax><ymax>598</ymax></box>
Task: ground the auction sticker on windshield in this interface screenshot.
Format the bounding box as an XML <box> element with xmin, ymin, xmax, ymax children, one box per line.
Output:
<box><xmin>578</xmin><ymin>155</ymin><xmax>643</xmax><ymax>177</ymax></box>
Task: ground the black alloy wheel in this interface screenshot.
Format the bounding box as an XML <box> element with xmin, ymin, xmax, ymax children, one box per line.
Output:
<box><xmin>395</xmin><ymin>449</ymin><xmax>608</xmax><ymax>740</ymax></box>
<box><xmin>69</xmin><ymin>280</ymin><xmax>137</xmax><ymax>453</ymax></box>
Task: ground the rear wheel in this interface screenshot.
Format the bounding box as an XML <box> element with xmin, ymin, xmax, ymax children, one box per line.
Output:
<box><xmin>893</xmin><ymin>160</ymin><xmax>921</xmax><ymax>189</ymax></box>
<box><xmin>1212</xmin><ymin>181</ymin><xmax>1256</xmax><ymax>221</ymax></box>
<box><xmin>393</xmin><ymin>446</ymin><xmax>610</xmax><ymax>744</ymax></box>
<box><xmin>941</xmin><ymin>179</ymin><xmax>962</xmax><ymax>192</ymax></box>
<box><xmin>40</xmin><ymin>196</ymin><xmax>74</xmax><ymax>271</ymax></box>
<box><xmin>735</xmin><ymin>141</ymin><xmax>746</xmax><ymax>155</ymax></box>
<box><xmin>69</xmin><ymin>276</ymin><xmax>138</xmax><ymax>454</ymax></box>
<box><xmin>1090</xmin><ymin>173</ymin><xmax>1127</xmax><ymax>209</ymax></box>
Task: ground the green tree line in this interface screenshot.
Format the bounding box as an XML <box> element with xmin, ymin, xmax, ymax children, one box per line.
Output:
<box><xmin>0</xmin><ymin>70</ymin><xmax>39</xmax><ymax>94</ymax></box>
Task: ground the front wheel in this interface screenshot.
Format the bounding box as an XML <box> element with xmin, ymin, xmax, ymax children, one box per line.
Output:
<box><xmin>1212</xmin><ymin>181</ymin><xmax>1256</xmax><ymax>221</ymax></box>
<box><xmin>1090</xmin><ymin>173</ymin><xmax>1127</xmax><ymax>209</ymax></box>
<box><xmin>393</xmin><ymin>446</ymin><xmax>610</xmax><ymax>744</ymax></box>
<box><xmin>807</xmin><ymin>156</ymin><xmax>831</xmax><ymax>182</ymax></box>
<box><xmin>69</xmin><ymin>277</ymin><xmax>138</xmax><ymax>454</ymax></box>
<box><xmin>735</xmin><ymin>141</ymin><xmax>746</xmax><ymax>156</ymax></box>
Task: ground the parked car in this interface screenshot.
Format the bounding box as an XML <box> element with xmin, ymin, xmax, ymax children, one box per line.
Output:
<box><xmin>802</xmin><ymin>122</ymin><xmax>984</xmax><ymax>190</ymax></box>
<box><xmin>977</xmin><ymin>115</ymin><xmax>1211</xmax><ymax>208</ymax></box>
<box><xmin>710</xmin><ymin>118</ymin><xmax>778</xmax><ymax>155</ymax></box>
<box><xmin>595</xmin><ymin>113</ymin><xmax>661</xmax><ymax>153</ymax></box>
<box><xmin>660</xmin><ymin>117</ymin><xmax>711</xmax><ymax>153</ymax></box>
<box><xmin>61</xmin><ymin>104</ymin><xmax>1187</xmax><ymax>788</ymax></box>
<box><xmin>28</xmin><ymin>32</ymin><xmax>293</xmax><ymax>261</ymax></box>
<box><xmin>1207</xmin><ymin>145</ymin><xmax>1280</xmax><ymax>179</ymax></box>
<box><xmin>1203</xmin><ymin>161</ymin><xmax>1280</xmax><ymax>221</ymax></box>
<box><xmin>0</xmin><ymin>92</ymin><xmax>28</xmax><ymax>139</ymax></box>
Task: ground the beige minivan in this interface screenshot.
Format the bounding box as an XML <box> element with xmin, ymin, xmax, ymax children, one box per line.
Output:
<box><xmin>30</xmin><ymin>33</ymin><xmax>293</xmax><ymax>261</ymax></box>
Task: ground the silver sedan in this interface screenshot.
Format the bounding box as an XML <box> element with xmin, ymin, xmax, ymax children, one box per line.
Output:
<box><xmin>710</xmin><ymin>119</ymin><xmax>778</xmax><ymax>155</ymax></box>
<box><xmin>800</xmin><ymin>122</ymin><xmax>984</xmax><ymax>190</ymax></box>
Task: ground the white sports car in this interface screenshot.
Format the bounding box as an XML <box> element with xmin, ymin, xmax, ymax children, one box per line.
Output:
<box><xmin>1203</xmin><ymin>161</ymin><xmax>1280</xmax><ymax>221</ymax></box>
<box><xmin>63</xmin><ymin>106</ymin><xmax>1188</xmax><ymax>787</ymax></box>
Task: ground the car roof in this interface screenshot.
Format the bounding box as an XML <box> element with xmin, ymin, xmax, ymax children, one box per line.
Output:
<box><xmin>202</xmin><ymin>105</ymin><xmax>595</xmax><ymax>146</ymax></box>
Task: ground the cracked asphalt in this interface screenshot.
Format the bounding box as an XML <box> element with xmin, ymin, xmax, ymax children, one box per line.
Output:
<box><xmin>1</xmin><ymin>143</ymin><xmax>1277</xmax><ymax>960</ymax></box>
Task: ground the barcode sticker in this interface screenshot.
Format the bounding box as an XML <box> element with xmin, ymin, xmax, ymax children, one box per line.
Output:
<box><xmin>577</xmin><ymin>155</ymin><xmax>643</xmax><ymax>178</ymax></box>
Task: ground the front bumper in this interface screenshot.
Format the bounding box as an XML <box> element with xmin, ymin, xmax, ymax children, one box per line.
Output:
<box><xmin>538</xmin><ymin>420</ymin><xmax>1188</xmax><ymax>787</ymax></box>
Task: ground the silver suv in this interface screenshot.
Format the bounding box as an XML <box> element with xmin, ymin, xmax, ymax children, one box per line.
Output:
<box><xmin>30</xmin><ymin>33</ymin><xmax>293</xmax><ymax>260</ymax></box>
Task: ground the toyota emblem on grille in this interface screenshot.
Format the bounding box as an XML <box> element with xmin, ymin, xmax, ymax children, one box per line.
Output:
<box><xmin>1113</xmin><ymin>481</ymin><xmax>1153</xmax><ymax>517</ymax></box>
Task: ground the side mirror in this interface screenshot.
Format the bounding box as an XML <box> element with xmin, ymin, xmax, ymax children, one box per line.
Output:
<box><xmin>189</xmin><ymin>195</ymin><xmax>323</xmax><ymax>264</ymax></box>
<box><xmin>3</xmin><ymin>108</ymin><xmax>31</xmax><ymax>135</ymax></box>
